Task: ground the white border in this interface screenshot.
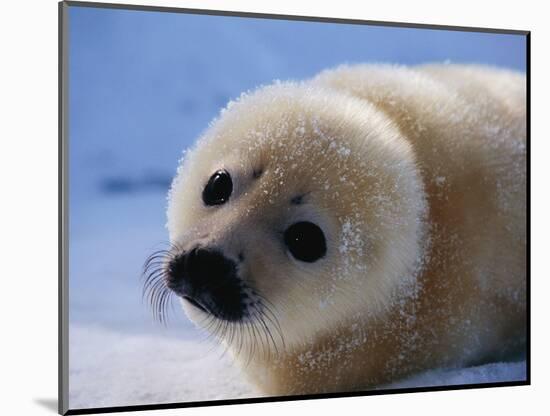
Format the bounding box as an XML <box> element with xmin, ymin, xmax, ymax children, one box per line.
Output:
<box><xmin>1</xmin><ymin>1</ymin><xmax>547</xmax><ymax>415</ymax></box>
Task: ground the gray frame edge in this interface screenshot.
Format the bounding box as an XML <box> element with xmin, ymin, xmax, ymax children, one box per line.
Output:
<box><xmin>59</xmin><ymin>1</ymin><xmax>70</xmax><ymax>415</ymax></box>
<box><xmin>63</xmin><ymin>0</ymin><xmax>530</xmax><ymax>35</ymax></box>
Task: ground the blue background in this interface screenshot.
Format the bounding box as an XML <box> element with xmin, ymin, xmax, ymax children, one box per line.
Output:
<box><xmin>68</xmin><ymin>6</ymin><xmax>526</xmax><ymax>335</ymax></box>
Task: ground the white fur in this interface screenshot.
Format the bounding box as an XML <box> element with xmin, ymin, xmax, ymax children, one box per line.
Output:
<box><xmin>166</xmin><ymin>64</ymin><xmax>526</xmax><ymax>394</ymax></box>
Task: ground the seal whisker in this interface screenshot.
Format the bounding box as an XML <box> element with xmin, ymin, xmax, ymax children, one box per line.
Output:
<box><xmin>150</xmin><ymin>281</ymin><xmax>170</xmax><ymax>323</ymax></box>
<box><xmin>257</xmin><ymin>310</ymin><xmax>279</xmax><ymax>356</ymax></box>
<box><xmin>148</xmin><ymin>279</ymin><xmax>166</xmax><ymax>306</ymax></box>
<box><xmin>251</xmin><ymin>316</ymin><xmax>267</xmax><ymax>359</ymax></box>
<box><xmin>252</xmin><ymin>313</ymin><xmax>271</xmax><ymax>360</ymax></box>
<box><xmin>159</xmin><ymin>289</ymin><xmax>172</xmax><ymax>325</ymax></box>
<box><xmin>142</xmin><ymin>245</ymin><xmax>175</xmax><ymax>323</ymax></box>
<box><xmin>252</xmin><ymin>293</ymin><xmax>285</xmax><ymax>347</ymax></box>
<box><xmin>142</xmin><ymin>270</ymin><xmax>166</xmax><ymax>300</ymax></box>
<box><xmin>244</xmin><ymin>321</ymin><xmax>258</xmax><ymax>366</ymax></box>
<box><xmin>236</xmin><ymin>321</ymin><xmax>247</xmax><ymax>359</ymax></box>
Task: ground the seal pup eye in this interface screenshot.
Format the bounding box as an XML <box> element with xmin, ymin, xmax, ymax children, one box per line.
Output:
<box><xmin>284</xmin><ymin>221</ymin><xmax>327</xmax><ymax>262</ymax></box>
<box><xmin>203</xmin><ymin>170</ymin><xmax>233</xmax><ymax>206</ymax></box>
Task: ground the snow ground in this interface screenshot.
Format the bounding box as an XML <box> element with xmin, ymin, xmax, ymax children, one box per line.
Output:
<box><xmin>66</xmin><ymin>6</ymin><xmax>527</xmax><ymax>411</ymax></box>
<box><xmin>69</xmin><ymin>324</ymin><xmax>526</xmax><ymax>410</ymax></box>
<box><xmin>68</xmin><ymin>325</ymin><xmax>257</xmax><ymax>409</ymax></box>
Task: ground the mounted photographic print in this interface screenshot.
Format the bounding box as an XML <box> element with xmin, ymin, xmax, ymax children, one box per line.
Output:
<box><xmin>59</xmin><ymin>1</ymin><xmax>529</xmax><ymax>414</ymax></box>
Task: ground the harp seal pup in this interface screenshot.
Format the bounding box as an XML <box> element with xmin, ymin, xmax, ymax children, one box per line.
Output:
<box><xmin>161</xmin><ymin>64</ymin><xmax>526</xmax><ymax>395</ymax></box>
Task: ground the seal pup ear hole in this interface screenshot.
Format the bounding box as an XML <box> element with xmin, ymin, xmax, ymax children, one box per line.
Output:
<box><xmin>202</xmin><ymin>169</ymin><xmax>233</xmax><ymax>206</ymax></box>
<box><xmin>284</xmin><ymin>221</ymin><xmax>327</xmax><ymax>263</ymax></box>
<box><xmin>290</xmin><ymin>194</ymin><xmax>305</xmax><ymax>205</ymax></box>
<box><xmin>252</xmin><ymin>167</ymin><xmax>264</xmax><ymax>179</ymax></box>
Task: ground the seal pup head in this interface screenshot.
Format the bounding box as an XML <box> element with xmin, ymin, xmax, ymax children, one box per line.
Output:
<box><xmin>158</xmin><ymin>82</ymin><xmax>427</xmax><ymax>358</ymax></box>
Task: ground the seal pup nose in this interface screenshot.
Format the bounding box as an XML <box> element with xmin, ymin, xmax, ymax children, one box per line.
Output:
<box><xmin>167</xmin><ymin>247</ymin><xmax>247</xmax><ymax>321</ymax></box>
<box><xmin>186</xmin><ymin>248</ymin><xmax>237</xmax><ymax>286</ymax></box>
<box><xmin>167</xmin><ymin>247</ymin><xmax>236</xmax><ymax>291</ymax></box>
